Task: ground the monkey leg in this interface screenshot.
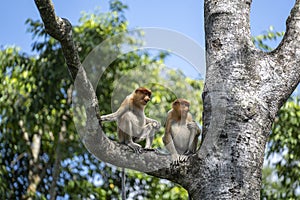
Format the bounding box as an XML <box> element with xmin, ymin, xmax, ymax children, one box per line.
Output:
<box><xmin>144</xmin><ymin>128</ymin><xmax>155</xmax><ymax>149</ymax></box>
<box><xmin>119</xmin><ymin>129</ymin><xmax>142</xmax><ymax>153</ymax></box>
<box><xmin>130</xmin><ymin>124</ymin><xmax>155</xmax><ymax>151</ymax></box>
<box><xmin>135</xmin><ymin>120</ymin><xmax>159</xmax><ymax>142</ymax></box>
<box><xmin>124</xmin><ymin>132</ymin><xmax>143</xmax><ymax>153</ymax></box>
<box><xmin>118</xmin><ymin>116</ymin><xmax>143</xmax><ymax>153</ymax></box>
<box><xmin>132</xmin><ymin>121</ymin><xmax>159</xmax><ymax>151</ymax></box>
<box><xmin>185</xmin><ymin>121</ymin><xmax>199</xmax><ymax>155</ymax></box>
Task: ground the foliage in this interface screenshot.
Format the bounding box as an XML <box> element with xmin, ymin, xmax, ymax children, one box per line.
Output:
<box><xmin>261</xmin><ymin>99</ymin><xmax>300</xmax><ymax>199</ymax></box>
<box><xmin>252</xmin><ymin>26</ymin><xmax>284</xmax><ymax>51</ymax></box>
<box><xmin>0</xmin><ymin>1</ymin><xmax>203</xmax><ymax>199</ymax></box>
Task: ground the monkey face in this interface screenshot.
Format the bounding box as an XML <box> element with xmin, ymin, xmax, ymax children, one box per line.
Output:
<box><xmin>134</xmin><ymin>87</ymin><xmax>152</xmax><ymax>106</ymax></box>
<box><xmin>179</xmin><ymin>103</ymin><xmax>190</xmax><ymax>116</ymax></box>
<box><xmin>173</xmin><ymin>99</ymin><xmax>190</xmax><ymax>118</ymax></box>
<box><xmin>139</xmin><ymin>91</ymin><xmax>151</xmax><ymax>105</ymax></box>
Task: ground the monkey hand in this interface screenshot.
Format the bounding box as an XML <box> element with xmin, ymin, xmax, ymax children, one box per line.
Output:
<box><xmin>150</xmin><ymin>120</ymin><xmax>161</xmax><ymax>130</ymax></box>
<box><xmin>100</xmin><ymin>115</ymin><xmax>107</xmax><ymax>122</ymax></box>
<box><xmin>100</xmin><ymin>115</ymin><xmax>113</xmax><ymax>122</ymax></box>
<box><xmin>100</xmin><ymin>113</ymin><xmax>118</xmax><ymax>122</ymax></box>
<box><xmin>184</xmin><ymin>150</ymin><xmax>194</xmax><ymax>155</ymax></box>
<box><xmin>187</xmin><ymin>121</ymin><xmax>198</xmax><ymax>131</ymax></box>
<box><xmin>178</xmin><ymin>155</ymin><xmax>189</xmax><ymax>162</ymax></box>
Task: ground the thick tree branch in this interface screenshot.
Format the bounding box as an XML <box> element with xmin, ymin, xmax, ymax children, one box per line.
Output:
<box><xmin>256</xmin><ymin>0</ymin><xmax>300</xmax><ymax>119</ymax></box>
<box><xmin>34</xmin><ymin>0</ymin><xmax>80</xmax><ymax>79</ymax></box>
<box><xmin>34</xmin><ymin>0</ymin><xmax>188</xmax><ymax>184</ymax></box>
<box><xmin>271</xmin><ymin>0</ymin><xmax>300</xmax><ymax>101</ymax></box>
<box><xmin>49</xmin><ymin>117</ymin><xmax>65</xmax><ymax>200</ymax></box>
<box><xmin>26</xmin><ymin>133</ymin><xmax>42</xmax><ymax>197</ymax></box>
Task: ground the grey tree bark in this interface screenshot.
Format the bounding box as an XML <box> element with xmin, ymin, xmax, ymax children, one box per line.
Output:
<box><xmin>34</xmin><ymin>0</ymin><xmax>300</xmax><ymax>199</ymax></box>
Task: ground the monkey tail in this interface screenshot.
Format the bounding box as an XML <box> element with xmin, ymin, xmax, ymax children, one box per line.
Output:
<box><xmin>188</xmin><ymin>191</ymin><xmax>192</xmax><ymax>200</ymax></box>
<box><xmin>121</xmin><ymin>167</ymin><xmax>126</xmax><ymax>200</ymax></box>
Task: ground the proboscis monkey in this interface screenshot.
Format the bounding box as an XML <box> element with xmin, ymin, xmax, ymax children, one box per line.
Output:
<box><xmin>163</xmin><ymin>98</ymin><xmax>201</xmax><ymax>165</ymax></box>
<box><xmin>100</xmin><ymin>87</ymin><xmax>160</xmax><ymax>153</ymax></box>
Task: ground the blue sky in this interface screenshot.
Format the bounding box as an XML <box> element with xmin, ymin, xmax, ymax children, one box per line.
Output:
<box><xmin>0</xmin><ymin>0</ymin><xmax>295</xmax><ymax>78</ymax></box>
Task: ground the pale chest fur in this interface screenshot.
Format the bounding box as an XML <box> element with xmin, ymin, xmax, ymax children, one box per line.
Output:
<box><xmin>128</xmin><ymin>110</ymin><xmax>146</xmax><ymax>127</ymax></box>
<box><xmin>117</xmin><ymin>109</ymin><xmax>146</xmax><ymax>135</ymax></box>
<box><xmin>170</xmin><ymin>121</ymin><xmax>190</xmax><ymax>154</ymax></box>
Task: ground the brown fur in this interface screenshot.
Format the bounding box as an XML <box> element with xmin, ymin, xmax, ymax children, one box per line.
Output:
<box><xmin>101</xmin><ymin>87</ymin><xmax>159</xmax><ymax>153</ymax></box>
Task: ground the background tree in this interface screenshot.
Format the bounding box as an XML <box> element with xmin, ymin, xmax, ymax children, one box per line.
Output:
<box><xmin>261</xmin><ymin>99</ymin><xmax>300</xmax><ymax>199</ymax></box>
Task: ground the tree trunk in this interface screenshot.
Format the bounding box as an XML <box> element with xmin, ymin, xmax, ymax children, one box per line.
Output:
<box><xmin>49</xmin><ymin>123</ymin><xmax>65</xmax><ymax>200</ymax></box>
<box><xmin>26</xmin><ymin>133</ymin><xmax>42</xmax><ymax>199</ymax></box>
<box><xmin>184</xmin><ymin>0</ymin><xmax>300</xmax><ymax>199</ymax></box>
<box><xmin>193</xmin><ymin>0</ymin><xmax>266</xmax><ymax>198</ymax></box>
<box><xmin>34</xmin><ymin>0</ymin><xmax>300</xmax><ymax>199</ymax></box>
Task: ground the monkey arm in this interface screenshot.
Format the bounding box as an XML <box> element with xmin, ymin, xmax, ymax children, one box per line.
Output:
<box><xmin>187</xmin><ymin>120</ymin><xmax>201</xmax><ymax>136</ymax></box>
<box><xmin>163</xmin><ymin>134</ymin><xmax>178</xmax><ymax>156</ymax></box>
<box><xmin>100</xmin><ymin>112</ymin><xmax>119</xmax><ymax>122</ymax></box>
<box><xmin>197</xmin><ymin>125</ymin><xmax>201</xmax><ymax>136</ymax></box>
<box><xmin>145</xmin><ymin>117</ymin><xmax>154</xmax><ymax>123</ymax></box>
<box><xmin>100</xmin><ymin>104</ymin><xmax>129</xmax><ymax>122</ymax></box>
<box><xmin>163</xmin><ymin>117</ymin><xmax>179</xmax><ymax>156</ymax></box>
<box><xmin>186</xmin><ymin>121</ymin><xmax>201</xmax><ymax>154</ymax></box>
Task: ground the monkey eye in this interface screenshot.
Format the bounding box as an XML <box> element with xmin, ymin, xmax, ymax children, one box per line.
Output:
<box><xmin>143</xmin><ymin>92</ymin><xmax>151</xmax><ymax>97</ymax></box>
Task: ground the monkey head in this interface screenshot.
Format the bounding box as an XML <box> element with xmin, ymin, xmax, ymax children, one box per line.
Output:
<box><xmin>172</xmin><ymin>98</ymin><xmax>190</xmax><ymax>119</ymax></box>
<box><xmin>133</xmin><ymin>87</ymin><xmax>152</xmax><ymax>107</ymax></box>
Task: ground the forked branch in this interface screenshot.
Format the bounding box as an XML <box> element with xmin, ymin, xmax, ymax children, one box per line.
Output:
<box><xmin>33</xmin><ymin>0</ymin><xmax>186</xmax><ymax>183</ymax></box>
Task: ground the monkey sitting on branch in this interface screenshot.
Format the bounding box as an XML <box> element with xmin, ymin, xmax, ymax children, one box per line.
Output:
<box><xmin>163</xmin><ymin>98</ymin><xmax>201</xmax><ymax>165</ymax></box>
<box><xmin>100</xmin><ymin>87</ymin><xmax>160</xmax><ymax>153</ymax></box>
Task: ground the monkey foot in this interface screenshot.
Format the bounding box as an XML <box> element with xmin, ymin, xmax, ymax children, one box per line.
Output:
<box><xmin>183</xmin><ymin>150</ymin><xmax>195</xmax><ymax>156</ymax></box>
<box><xmin>127</xmin><ymin>143</ymin><xmax>143</xmax><ymax>153</ymax></box>
<box><xmin>171</xmin><ymin>155</ymin><xmax>189</xmax><ymax>166</ymax></box>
